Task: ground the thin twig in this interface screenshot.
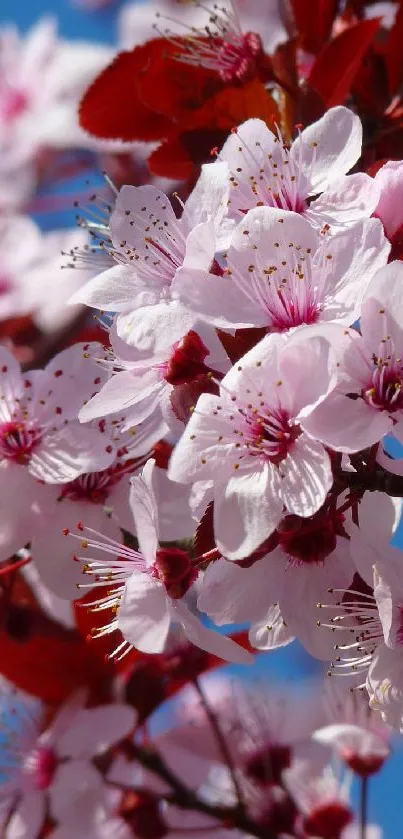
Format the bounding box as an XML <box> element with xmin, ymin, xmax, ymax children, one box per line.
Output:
<box><xmin>124</xmin><ymin>741</ymin><xmax>279</xmax><ymax>839</ymax></box>
<box><xmin>193</xmin><ymin>676</ymin><xmax>245</xmax><ymax>811</ymax></box>
<box><xmin>360</xmin><ymin>776</ymin><xmax>368</xmax><ymax>839</ymax></box>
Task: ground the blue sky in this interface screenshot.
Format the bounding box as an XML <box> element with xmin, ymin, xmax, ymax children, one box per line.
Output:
<box><xmin>2</xmin><ymin>0</ymin><xmax>403</xmax><ymax>833</ymax></box>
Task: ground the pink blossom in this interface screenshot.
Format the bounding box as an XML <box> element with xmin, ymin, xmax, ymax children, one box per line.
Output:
<box><xmin>313</xmin><ymin>683</ymin><xmax>391</xmax><ymax>777</ymax></box>
<box><xmin>177</xmin><ymin>207</ymin><xmax>388</xmax><ymax>331</ymax></box>
<box><xmin>0</xmin><ymin>687</ymin><xmax>136</xmax><ymax>839</ymax></box>
<box><xmin>303</xmin><ymin>262</ymin><xmax>403</xmax><ymax>452</ymax></box>
<box><xmin>169</xmin><ymin>330</ymin><xmax>336</xmax><ymax>560</ymax></box>
<box><xmin>119</xmin><ymin>0</ymin><xmax>287</xmax><ymax>65</ymax></box>
<box><xmin>0</xmin><ymin>218</ymin><xmax>103</xmax><ymax>333</ymax></box>
<box><xmin>283</xmin><ymin>761</ymin><xmax>354</xmax><ymax>839</ymax></box>
<box><xmin>0</xmin><ymin>20</ymin><xmax>116</xmax><ymax>210</ymax></box>
<box><xmin>79</xmin><ymin>319</ymin><xmax>229</xmax><ymax>432</ymax></box>
<box><xmin>0</xmin><ymin>343</ymin><xmax>114</xmax><ymax>484</ymax></box>
<box><xmin>216</xmin><ymin>107</ymin><xmax>380</xmax><ymax>230</ymax></box>
<box><xmin>197</xmin><ymin>504</ymin><xmax>353</xmax><ymax>659</ymax></box>
<box><xmin>70</xmin><ymin>167</ymin><xmax>231</xmax><ymax>353</ymax></box>
<box><xmin>65</xmin><ymin>460</ymin><xmax>252</xmax><ymax>663</ymax></box>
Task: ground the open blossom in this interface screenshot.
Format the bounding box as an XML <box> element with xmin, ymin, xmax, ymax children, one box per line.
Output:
<box><xmin>0</xmin><ymin>217</ymin><xmax>101</xmax><ymax>334</ymax></box>
<box><xmin>169</xmin><ymin>330</ymin><xmax>336</xmax><ymax>560</ymax></box>
<box><xmin>0</xmin><ymin>687</ymin><xmax>136</xmax><ymax>839</ymax></box>
<box><xmin>65</xmin><ymin>460</ymin><xmax>252</xmax><ymax>663</ymax></box>
<box><xmin>303</xmin><ymin>261</ymin><xmax>403</xmax><ymax>452</ymax></box>
<box><xmin>283</xmin><ymin>761</ymin><xmax>354</xmax><ymax>839</ymax></box>
<box><xmin>0</xmin><ymin>343</ymin><xmax>113</xmax><ymax>484</ymax></box>
<box><xmin>216</xmin><ymin>107</ymin><xmax>380</xmax><ymax>230</ymax></box>
<box><xmin>313</xmin><ymin>685</ymin><xmax>391</xmax><ymax>777</ymax></box>
<box><xmin>197</xmin><ymin>504</ymin><xmax>354</xmax><ymax>659</ymax></box>
<box><xmin>70</xmin><ymin>165</ymin><xmax>232</xmax><ymax>350</ymax></box>
<box><xmin>119</xmin><ymin>0</ymin><xmax>287</xmax><ymax>72</ymax></box>
<box><xmin>177</xmin><ymin>206</ymin><xmax>389</xmax><ymax>331</ymax></box>
<box><xmin>0</xmin><ymin>19</ymin><xmax>115</xmax><ymax>210</ymax></box>
<box><xmin>78</xmin><ymin>319</ymin><xmax>229</xmax><ymax>432</ymax></box>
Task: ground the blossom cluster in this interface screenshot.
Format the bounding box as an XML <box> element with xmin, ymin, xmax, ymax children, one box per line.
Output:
<box><xmin>3</xmin><ymin>0</ymin><xmax>403</xmax><ymax>836</ymax></box>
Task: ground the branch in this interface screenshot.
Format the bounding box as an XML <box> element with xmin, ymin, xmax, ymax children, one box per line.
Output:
<box><xmin>192</xmin><ymin>677</ymin><xmax>245</xmax><ymax>810</ymax></box>
<box><xmin>336</xmin><ymin>465</ymin><xmax>403</xmax><ymax>497</ymax></box>
<box><xmin>125</xmin><ymin>741</ymin><xmax>280</xmax><ymax>839</ymax></box>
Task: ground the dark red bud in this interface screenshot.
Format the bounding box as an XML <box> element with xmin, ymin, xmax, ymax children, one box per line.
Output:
<box><xmin>303</xmin><ymin>802</ymin><xmax>353</xmax><ymax>839</ymax></box>
<box><xmin>164</xmin><ymin>330</ymin><xmax>210</xmax><ymax>386</ymax></box>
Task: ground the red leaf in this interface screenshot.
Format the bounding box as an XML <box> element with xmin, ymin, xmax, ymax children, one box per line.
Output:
<box><xmin>148</xmin><ymin>129</ymin><xmax>229</xmax><ymax>180</ymax></box>
<box><xmin>0</xmin><ymin>575</ymin><xmax>113</xmax><ymax>705</ymax></box>
<box><xmin>79</xmin><ymin>44</ymin><xmax>173</xmax><ymax>141</ymax></box>
<box><xmin>308</xmin><ymin>18</ymin><xmax>380</xmax><ymax>106</ymax></box>
<box><xmin>290</xmin><ymin>0</ymin><xmax>338</xmax><ymax>54</ymax></box>
<box><xmin>385</xmin><ymin>5</ymin><xmax>403</xmax><ymax>95</ymax></box>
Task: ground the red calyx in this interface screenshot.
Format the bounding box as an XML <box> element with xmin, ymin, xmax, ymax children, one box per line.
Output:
<box><xmin>303</xmin><ymin>802</ymin><xmax>353</xmax><ymax>839</ymax></box>
<box><xmin>154</xmin><ymin>547</ymin><xmax>198</xmax><ymax>599</ymax></box>
<box><xmin>164</xmin><ymin>330</ymin><xmax>210</xmax><ymax>386</ymax></box>
<box><xmin>120</xmin><ymin>791</ymin><xmax>167</xmax><ymax>839</ymax></box>
<box><xmin>244</xmin><ymin>743</ymin><xmax>292</xmax><ymax>786</ymax></box>
<box><xmin>342</xmin><ymin>748</ymin><xmax>386</xmax><ymax>778</ymax></box>
<box><xmin>276</xmin><ymin>508</ymin><xmax>346</xmax><ymax>565</ymax></box>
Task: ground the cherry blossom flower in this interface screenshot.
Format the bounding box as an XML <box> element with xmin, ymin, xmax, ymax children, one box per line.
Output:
<box><xmin>282</xmin><ymin>759</ymin><xmax>373</xmax><ymax>839</ymax></box>
<box><xmin>177</xmin><ymin>207</ymin><xmax>389</xmax><ymax>331</ymax></box>
<box><xmin>70</xmin><ymin>167</ymin><xmax>232</xmax><ymax>348</ymax></box>
<box><xmin>0</xmin><ymin>343</ymin><xmax>114</xmax><ymax>484</ymax></box>
<box><xmin>303</xmin><ymin>262</ymin><xmax>403</xmax><ymax>452</ymax></box>
<box><xmin>78</xmin><ymin>319</ymin><xmax>229</xmax><ymax>432</ymax></box>
<box><xmin>119</xmin><ymin>0</ymin><xmax>287</xmax><ymax>65</ymax></box>
<box><xmin>0</xmin><ymin>19</ymin><xmax>116</xmax><ymax>210</ymax></box>
<box><xmin>0</xmin><ymin>687</ymin><xmax>136</xmax><ymax>839</ymax></box>
<box><xmin>0</xmin><ymin>217</ymin><xmax>103</xmax><ymax>334</ymax></box>
<box><xmin>64</xmin><ymin>460</ymin><xmax>252</xmax><ymax>663</ymax></box>
<box><xmin>197</xmin><ymin>504</ymin><xmax>354</xmax><ymax>659</ymax></box>
<box><xmin>215</xmin><ymin>107</ymin><xmax>380</xmax><ymax>230</ymax></box>
<box><xmin>169</xmin><ymin>330</ymin><xmax>336</xmax><ymax>560</ymax></box>
<box><xmin>313</xmin><ymin>685</ymin><xmax>391</xmax><ymax>777</ymax></box>
<box><xmin>14</xmin><ymin>422</ymin><xmax>160</xmax><ymax>600</ymax></box>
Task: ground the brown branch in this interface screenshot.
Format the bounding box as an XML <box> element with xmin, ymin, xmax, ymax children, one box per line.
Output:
<box><xmin>336</xmin><ymin>465</ymin><xmax>403</xmax><ymax>497</ymax></box>
<box><xmin>125</xmin><ymin>741</ymin><xmax>280</xmax><ymax>839</ymax></box>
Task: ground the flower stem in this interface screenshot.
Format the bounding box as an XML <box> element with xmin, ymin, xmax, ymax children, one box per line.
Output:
<box><xmin>360</xmin><ymin>776</ymin><xmax>368</xmax><ymax>839</ymax></box>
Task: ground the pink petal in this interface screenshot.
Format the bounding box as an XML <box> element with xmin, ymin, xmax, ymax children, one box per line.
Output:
<box><xmin>214</xmin><ymin>465</ymin><xmax>282</xmax><ymax>560</ymax></box>
<box><xmin>171</xmin><ymin>599</ymin><xmax>253</xmax><ymax>664</ymax></box>
<box><xmin>129</xmin><ymin>465</ymin><xmax>159</xmax><ymax>564</ymax></box>
<box><xmin>29</xmin><ymin>424</ymin><xmax>115</xmax><ymax>483</ymax></box>
<box><xmin>280</xmin><ymin>436</ymin><xmax>332</xmax><ymax>517</ymax></box>
<box><xmin>197</xmin><ymin>556</ymin><xmax>276</xmax><ymax>625</ymax></box>
<box><xmin>308</xmin><ymin>172</ymin><xmax>380</xmax><ymax>227</ymax></box>
<box><xmin>56</xmin><ymin>704</ymin><xmax>136</xmax><ymax>759</ymax></box>
<box><xmin>70</xmin><ymin>264</ymin><xmax>150</xmax><ymax>312</ymax></box>
<box><xmin>118</xmin><ymin>573</ymin><xmax>170</xmax><ymax>654</ymax></box>
<box><xmin>249</xmin><ymin>604</ymin><xmax>295</xmax><ymax>650</ymax></box>
<box><xmin>374</xmin><ymin>159</ymin><xmax>403</xmax><ymax>239</ymax></box>
<box><xmin>6</xmin><ymin>792</ymin><xmax>45</xmax><ymax>839</ymax></box>
<box><xmin>292</xmin><ymin>106</ymin><xmax>362</xmax><ymax>193</ymax></box>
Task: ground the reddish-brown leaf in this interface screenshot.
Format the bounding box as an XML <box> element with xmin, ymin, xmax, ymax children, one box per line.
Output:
<box><xmin>148</xmin><ymin>129</ymin><xmax>229</xmax><ymax>180</ymax></box>
<box><xmin>79</xmin><ymin>44</ymin><xmax>173</xmax><ymax>141</ymax></box>
<box><xmin>385</xmin><ymin>4</ymin><xmax>403</xmax><ymax>95</ymax></box>
<box><xmin>290</xmin><ymin>0</ymin><xmax>339</xmax><ymax>54</ymax></box>
<box><xmin>308</xmin><ymin>18</ymin><xmax>380</xmax><ymax>106</ymax></box>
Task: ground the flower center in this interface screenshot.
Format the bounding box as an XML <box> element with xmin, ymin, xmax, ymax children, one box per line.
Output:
<box><xmin>121</xmin><ymin>791</ymin><xmax>168</xmax><ymax>839</ymax></box>
<box><xmin>303</xmin><ymin>803</ymin><xmax>353</xmax><ymax>839</ymax></box>
<box><xmin>58</xmin><ymin>457</ymin><xmax>137</xmax><ymax>504</ymax></box>
<box><xmin>0</xmin><ymin>421</ymin><xmax>41</xmax><ymax>464</ymax></box>
<box><xmin>244</xmin><ymin>743</ymin><xmax>291</xmax><ymax>786</ymax></box>
<box><xmin>24</xmin><ymin>746</ymin><xmax>57</xmax><ymax>791</ymax></box>
<box><xmin>0</xmin><ymin>87</ymin><xmax>29</xmax><ymax>122</ymax></box>
<box><xmin>151</xmin><ymin>547</ymin><xmax>198</xmax><ymax>599</ymax></box>
<box><xmin>162</xmin><ymin>330</ymin><xmax>211</xmax><ymax>386</ymax></box>
<box><xmin>277</xmin><ymin>510</ymin><xmax>344</xmax><ymax>566</ymax></box>
<box><xmin>246</xmin><ymin>409</ymin><xmax>300</xmax><ymax>465</ymax></box>
<box><xmin>363</xmin><ymin>354</ymin><xmax>403</xmax><ymax>413</ymax></box>
<box><xmin>0</xmin><ymin>273</ymin><xmax>12</xmax><ymax>295</ymax></box>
